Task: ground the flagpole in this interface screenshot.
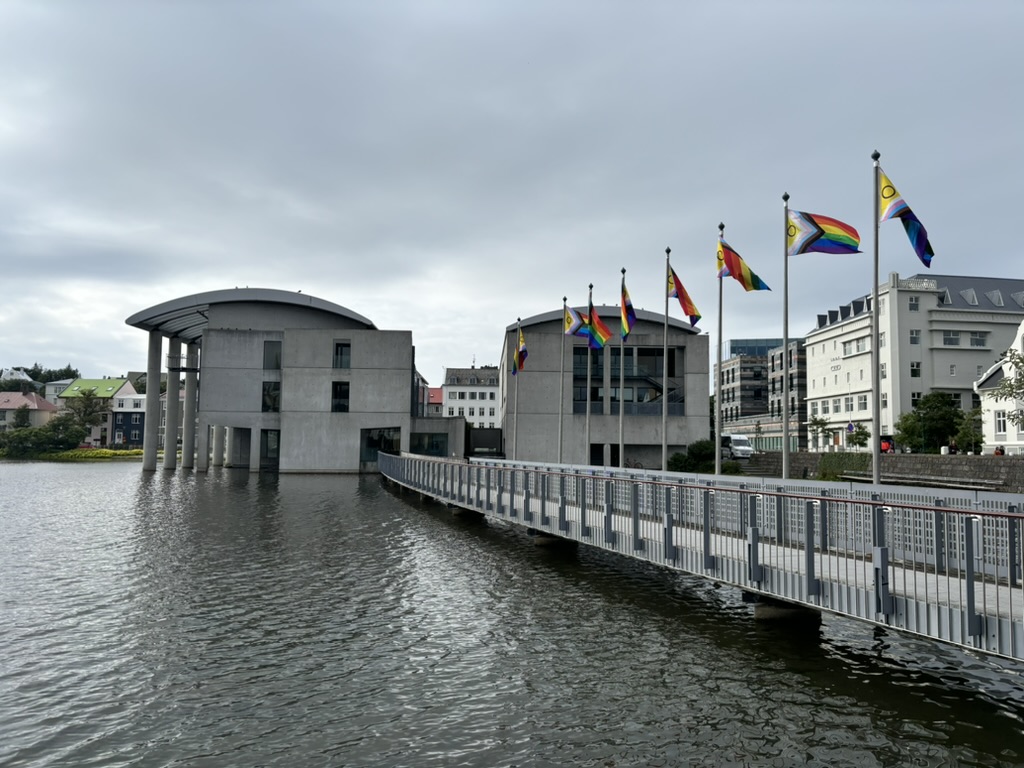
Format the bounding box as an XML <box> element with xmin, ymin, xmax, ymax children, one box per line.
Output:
<box><xmin>513</xmin><ymin>317</ymin><xmax>520</xmax><ymax>461</ymax></box>
<box><xmin>782</xmin><ymin>192</ymin><xmax>791</xmax><ymax>480</ymax></box>
<box><xmin>871</xmin><ymin>151</ymin><xmax>882</xmax><ymax>484</ymax></box>
<box><xmin>559</xmin><ymin>296</ymin><xmax>566</xmax><ymax>464</ymax></box>
<box><xmin>662</xmin><ymin>248</ymin><xmax>670</xmax><ymax>472</ymax></box>
<box><xmin>618</xmin><ymin>268</ymin><xmax>626</xmax><ymax>469</ymax></box>
<box><xmin>586</xmin><ymin>284</ymin><xmax>593</xmax><ymax>466</ymax></box>
<box><xmin>716</xmin><ymin>224</ymin><xmax>724</xmax><ymax>476</ymax></box>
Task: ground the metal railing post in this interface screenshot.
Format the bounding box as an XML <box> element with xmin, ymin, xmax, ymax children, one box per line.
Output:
<box><xmin>703</xmin><ymin>489</ymin><xmax>716</xmax><ymax>570</ymax></box>
<box><xmin>603</xmin><ymin>480</ymin><xmax>616</xmax><ymax>545</ymax></box>
<box><xmin>748</xmin><ymin>493</ymin><xmax>762</xmax><ymax>583</ymax></box>
<box><xmin>805</xmin><ymin>500</ymin><xmax>820</xmax><ymax>597</ymax></box>
<box><xmin>631</xmin><ymin>481</ymin><xmax>644</xmax><ymax>552</ymax></box>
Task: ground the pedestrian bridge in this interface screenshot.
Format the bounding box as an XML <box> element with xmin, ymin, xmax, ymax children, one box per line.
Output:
<box><xmin>378</xmin><ymin>453</ymin><xmax>1024</xmax><ymax>662</ymax></box>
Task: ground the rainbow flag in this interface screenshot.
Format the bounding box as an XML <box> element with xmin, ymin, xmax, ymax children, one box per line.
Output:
<box><xmin>668</xmin><ymin>266</ymin><xmax>701</xmax><ymax>327</ymax></box>
<box><xmin>787</xmin><ymin>211</ymin><xmax>861</xmax><ymax>257</ymax></box>
<box><xmin>511</xmin><ymin>327</ymin><xmax>527</xmax><ymax>375</ymax></box>
<box><xmin>717</xmin><ymin>238</ymin><xmax>770</xmax><ymax>292</ymax></box>
<box><xmin>620</xmin><ymin>277</ymin><xmax>637</xmax><ymax>340</ymax></box>
<box><xmin>587</xmin><ymin>299</ymin><xmax>612</xmax><ymax>350</ymax></box>
<box><xmin>879</xmin><ymin>168</ymin><xmax>934</xmax><ymax>268</ymax></box>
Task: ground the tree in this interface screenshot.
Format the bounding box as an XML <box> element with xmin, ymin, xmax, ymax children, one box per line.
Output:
<box><xmin>0</xmin><ymin>412</ymin><xmax>86</xmax><ymax>457</ymax></box>
<box><xmin>992</xmin><ymin>349</ymin><xmax>1024</xmax><ymax>428</ymax></box>
<box><xmin>894</xmin><ymin>392</ymin><xmax>964</xmax><ymax>453</ymax></box>
<box><xmin>667</xmin><ymin>439</ymin><xmax>716</xmax><ymax>473</ymax></box>
<box><xmin>956</xmin><ymin>406</ymin><xmax>984</xmax><ymax>454</ymax></box>
<box><xmin>847</xmin><ymin>423</ymin><xmax>870</xmax><ymax>449</ymax></box>
<box><xmin>807</xmin><ymin>415</ymin><xmax>829</xmax><ymax>451</ymax></box>
<box><xmin>12</xmin><ymin>405</ymin><xmax>31</xmax><ymax>429</ymax></box>
<box><xmin>15</xmin><ymin>363</ymin><xmax>80</xmax><ymax>384</ymax></box>
<box><xmin>63</xmin><ymin>389</ymin><xmax>107</xmax><ymax>429</ymax></box>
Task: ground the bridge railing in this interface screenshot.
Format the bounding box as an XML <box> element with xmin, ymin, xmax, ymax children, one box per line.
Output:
<box><xmin>379</xmin><ymin>453</ymin><xmax>1024</xmax><ymax>660</ymax></box>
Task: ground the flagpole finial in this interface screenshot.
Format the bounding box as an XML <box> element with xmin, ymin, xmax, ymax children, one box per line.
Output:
<box><xmin>562</xmin><ymin>295</ymin><xmax>567</xmax><ymax>303</ymax></box>
<box><xmin>665</xmin><ymin>247</ymin><xmax>671</xmax><ymax>257</ymax></box>
<box><xmin>589</xmin><ymin>283</ymin><xmax>593</xmax><ymax>291</ymax></box>
<box><xmin>782</xmin><ymin>192</ymin><xmax>789</xmax><ymax>203</ymax></box>
<box><xmin>718</xmin><ymin>222</ymin><xmax>725</xmax><ymax>235</ymax></box>
<box><xmin>871</xmin><ymin>149</ymin><xmax>880</xmax><ymax>161</ymax></box>
<box><xmin>621</xmin><ymin>267</ymin><xmax>626</xmax><ymax>277</ymax></box>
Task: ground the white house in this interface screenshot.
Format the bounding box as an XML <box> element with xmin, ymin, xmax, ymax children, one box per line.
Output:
<box><xmin>975</xmin><ymin>319</ymin><xmax>1024</xmax><ymax>455</ymax></box>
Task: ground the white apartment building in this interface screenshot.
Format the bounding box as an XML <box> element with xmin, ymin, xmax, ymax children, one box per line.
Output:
<box><xmin>442</xmin><ymin>365</ymin><xmax>500</xmax><ymax>428</ymax></box>
<box><xmin>975</xmin><ymin>318</ymin><xmax>1024</xmax><ymax>455</ymax></box>
<box><xmin>805</xmin><ymin>273</ymin><xmax>1024</xmax><ymax>450</ymax></box>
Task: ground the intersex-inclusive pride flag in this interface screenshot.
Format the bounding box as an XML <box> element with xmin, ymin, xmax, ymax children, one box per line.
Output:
<box><xmin>668</xmin><ymin>266</ymin><xmax>701</xmax><ymax>327</ymax></box>
<box><xmin>879</xmin><ymin>168</ymin><xmax>934</xmax><ymax>268</ymax></box>
<box><xmin>587</xmin><ymin>298</ymin><xmax>612</xmax><ymax>350</ymax></box>
<box><xmin>511</xmin><ymin>327</ymin><xmax>527</xmax><ymax>375</ymax></box>
<box><xmin>787</xmin><ymin>211</ymin><xmax>861</xmax><ymax>257</ymax></box>
<box><xmin>564</xmin><ymin>305</ymin><xmax>587</xmax><ymax>336</ymax></box>
<box><xmin>717</xmin><ymin>238</ymin><xmax>771</xmax><ymax>291</ymax></box>
<box><xmin>620</xmin><ymin>276</ymin><xmax>637</xmax><ymax>340</ymax></box>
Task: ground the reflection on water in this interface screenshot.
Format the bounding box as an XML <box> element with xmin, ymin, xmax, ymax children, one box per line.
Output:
<box><xmin>1</xmin><ymin>461</ymin><xmax>1023</xmax><ymax>767</ymax></box>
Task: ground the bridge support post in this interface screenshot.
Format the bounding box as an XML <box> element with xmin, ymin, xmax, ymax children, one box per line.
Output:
<box><xmin>631</xmin><ymin>482</ymin><xmax>644</xmax><ymax>552</ymax></box>
<box><xmin>748</xmin><ymin>494</ymin><xmax>763</xmax><ymax>582</ymax></box>
<box><xmin>558</xmin><ymin>475</ymin><xmax>569</xmax><ymax>532</ymax></box>
<box><xmin>579</xmin><ymin>476</ymin><xmax>591</xmax><ymax>538</ymax></box>
<box><xmin>1009</xmin><ymin>504</ymin><xmax>1019</xmax><ymax>588</ymax></box>
<box><xmin>509</xmin><ymin>470</ymin><xmax>517</xmax><ymax>518</ymax></box>
<box><xmin>496</xmin><ymin>470</ymin><xmax>504</xmax><ymax>516</ymax></box>
<box><xmin>603</xmin><ymin>480</ymin><xmax>616</xmax><ymax>545</ymax></box>
<box><xmin>663</xmin><ymin>489</ymin><xmax>679</xmax><ymax>561</ymax></box>
<box><xmin>933</xmin><ymin>499</ymin><xmax>946</xmax><ymax>575</ymax></box>
<box><xmin>964</xmin><ymin>516</ymin><xmax>983</xmax><ymax>636</ymax></box>
<box><xmin>805</xmin><ymin>501</ymin><xmax>820</xmax><ymax>597</ymax></box>
<box><xmin>776</xmin><ymin>487</ymin><xmax>786</xmax><ymax>545</ymax></box>
<box><xmin>540</xmin><ymin>475</ymin><xmax>550</xmax><ymax>527</ymax></box>
<box><xmin>819</xmin><ymin>490</ymin><xmax>829</xmax><ymax>552</ymax></box>
<box><xmin>873</xmin><ymin>504</ymin><xmax>894</xmax><ymax>616</ymax></box>
<box><xmin>702</xmin><ymin>489</ymin><xmax>716</xmax><ymax>570</ymax></box>
<box><xmin>523</xmin><ymin>475</ymin><xmax>533</xmax><ymax>523</ymax></box>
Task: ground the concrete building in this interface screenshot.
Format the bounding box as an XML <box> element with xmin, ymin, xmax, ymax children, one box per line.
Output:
<box><xmin>111</xmin><ymin>391</ymin><xmax>147</xmax><ymax>447</ymax></box>
<box><xmin>805</xmin><ymin>273</ymin><xmax>1024</xmax><ymax>451</ymax></box>
<box><xmin>442</xmin><ymin>365</ymin><xmax>500</xmax><ymax>428</ymax></box>
<box><xmin>975</xmin><ymin>319</ymin><xmax>1024</xmax><ymax>455</ymax></box>
<box><xmin>499</xmin><ymin>306</ymin><xmax>709</xmax><ymax>467</ymax></box>
<box><xmin>126</xmin><ymin>288</ymin><xmax>464</xmax><ymax>473</ymax></box>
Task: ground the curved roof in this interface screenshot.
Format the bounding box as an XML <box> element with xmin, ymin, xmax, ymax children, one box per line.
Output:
<box><xmin>125</xmin><ymin>288</ymin><xmax>376</xmax><ymax>343</ymax></box>
<box><xmin>507</xmin><ymin>306</ymin><xmax>703</xmax><ymax>334</ymax></box>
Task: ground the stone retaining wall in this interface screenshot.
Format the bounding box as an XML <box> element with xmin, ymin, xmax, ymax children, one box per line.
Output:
<box><xmin>745</xmin><ymin>453</ymin><xmax>1024</xmax><ymax>494</ymax></box>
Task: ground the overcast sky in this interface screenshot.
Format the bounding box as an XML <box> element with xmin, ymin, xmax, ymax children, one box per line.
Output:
<box><xmin>1</xmin><ymin>1</ymin><xmax>1021</xmax><ymax>385</ymax></box>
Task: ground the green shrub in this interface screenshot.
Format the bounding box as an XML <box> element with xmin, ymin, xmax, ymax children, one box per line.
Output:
<box><xmin>818</xmin><ymin>452</ymin><xmax>870</xmax><ymax>481</ymax></box>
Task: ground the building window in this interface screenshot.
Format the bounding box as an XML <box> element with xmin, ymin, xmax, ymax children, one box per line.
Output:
<box><xmin>858</xmin><ymin>394</ymin><xmax>868</xmax><ymax>411</ymax></box>
<box><xmin>909</xmin><ymin>329</ymin><xmax>921</xmax><ymax>345</ymax></box>
<box><xmin>448</xmin><ymin>407</ymin><xmax>454</xmax><ymax>416</ymax></box>
<box><xmin>131</xmin><ymin>430</ymin><xmax>140</xmax><ymax>440</ymax></box>
<box><xmin>977</xmin><ymin>365</ymin><xmax>984</xmax><ymax>377</ymax></box>
<box><xmin>489</xmin><ymin>393</ymin><xmax>495</xmax><ymax>400</ymax></box>
<box><xmin>115</xmin><ymin>414</ymin><xmax>123</xmax><ymax>424</ymax></box>
<box><xmin>131</xmin><ymin>414</ymin><xmax>141</xmax><ymax>424</ymax></box>
<box><xmin>333</xmin><ymin>342</ymin><xmax>351</xmax><ymax>369</ymax></box>
<box><xmin>970</xmin><ymin>331</ymin><xmax>987</xmax><ymax>347</ymax></box>
<box><xmin>912</xmin><ymin>392</ymin><xmax>922</xmax><ymax>407</ymax></box>
<box><xmin>909</xmin><ymin>296</ymin><xmax>919</xmax><ymax>311</ymax></box>
<box><xmin>468</xmin><ymin>407</ymin><xmax>475</xmax><ymax>416</ymax></box>
<box><xmin>469</xmin><ymin>392</ymin><xmax>477</xmax><ymax>400</ymax></box>
<box><xmin>262</xmin><ymin>382</ymin><xmax>281</xmax><ymax>412</ymax></box>
<box><xmin>842</xmin><ymin>341</ymin><xmax>853</xmax><ymax>356</ymax></box>
<box><xmin>458</xmin><ymin>407</ymin><xmax>465</xmax><ymax>416</ymax></box>
<box><xmin>331</xmin><ymin>382</ymin><xmax>350</xmax><ymax>412</ymax></box>
<box><xmin>811</xmin><ymin>402</ymin><xmax>818</xmax><ymax>417</ymax></box>
<box><xmin>844</xmin><ymin>396</ymin><xmax>854</xmax><ymax>412</ymax></box>
<box><xmin>995</xmin><ymin>410</ymin><xmax>1007</xmax><ymax>434</ymax></box>
<box><xmin>856</xmin><ymin>337</ymin><xmax>867</xmax><ymax>353</ymax></box>
<box><xmin>489</xmin><ymin>407</ymin><xmax>495</xmax><ymax>416</ymax></box>
<box><xmin>264</xmin><ymin>340</ymin><xmax>282</xmax><ymax>370</ymax></box>
<box><xmin>880</xmin><ymin>363</ymin><xmax>887</xmax><ymax>380</ymax></box>
<box><xmin>881</xmin><ymin>393</ymin><xmax>888</xmax><ymax>409</ymax></box>
<box><xmin>458</xmin><ymin>392</ymin><xmax>466</xmax><ymax>400</ymax></box>
<box><xmin>879</xmin><ymin>332</ymin><xmax>885</xmax><ymax>348</ymax></box>
<box><xmin>910</xmin><ymin>362</ymin><xmax>921</xmax><ymax>378</ymax></box>
<box><xmin>950</xmin><ymin>364</ymin><xmax>957</xmax><ymax>376</ymax></box>
<box><xmin>833</xmin><ymin>399</ymin><xmax>841</xmax><ymax>413</ymax></box>
<box><xmin>133</xmin><ymin>400</ymin><xmax>142</xmax><ymax>408</ymax></box>
<box><xmin>117</xmin><ymin>399</ymin><xmax>125</xmax><ymax>408</ymax></box>
<box><xmin>943</xmin><ymin>330</ymin><xmax>961</xmax><ymax>346</ymax></box>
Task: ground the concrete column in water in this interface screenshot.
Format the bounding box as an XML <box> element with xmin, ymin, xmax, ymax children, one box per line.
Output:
<box><xmin>142</xmin><ymin>331</ymin><xmax>162</xmax><ymax>471</ymax></box>
<box><xmin>212</xmin><ymin>426</ymin><xmax>225</xmax><ymax>467</ymax></box>
<box><xmin>180</xmin><ymin>342</ymin><xmax>198</xmax><ymax>469</ymax></box>
<box><xmin>162</xmin><ymin>338</ymin><xmax>182</xmax><ymax>470</ymax></box>
<box><xmin>249</xmin><ymin>429</ymin><xmax>262</xmax><ymax>473</ymax></box>
<box><xmin>195</xmin><ymin>419</ymin><xmax>210</xmax><ymax>472</ymax></box>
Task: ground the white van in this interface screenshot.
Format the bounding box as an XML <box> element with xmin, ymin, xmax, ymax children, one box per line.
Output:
<box><xmin>721</xmin><ymin>434</ymin><xmax>754</xmax><ymax>460</ymax></box>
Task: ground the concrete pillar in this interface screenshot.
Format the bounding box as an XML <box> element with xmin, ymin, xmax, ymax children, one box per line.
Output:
<box><xmin>196</xmin><ymin>419</ymin><xmax>210</xmax><ymax>472</ymax></box>
<box><xmin>224</xmin><ymin>427</ymin><xmax>234</xmax><ymax>467</ymax></box>
<box><xmin>142</xmin><ymin>331</ymin><xmax>162</xmax><ymax>471</ymax></box>
<box><xmin>212</xmin><ymin>425</ymin><xmax>225</xmax><ymax>467</ymax></box>
<box><xmin>163</xmin><ymin>338</ymin><xmax>182</xmax><ymax>470</ymax></box>
<box><xmin>250</xmin><ymin>429</ymin><xmax>263</xmax><ymax>473</ymax></box>
<box><xmin>180</xmin><ymin>342</ymin><xmax>198</xmax><ymax>469</ymax></box>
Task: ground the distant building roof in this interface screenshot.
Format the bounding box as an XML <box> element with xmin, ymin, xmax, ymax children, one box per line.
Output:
<box><xmin>0</xmin><ymin>368</ymin><xmax>35</xmax><ymax>382</ymax></box>
<box><xmin>59</xmin><ymin>378</ymin><xmax>133</xmax><ymax>399</ymax></box>
<box><xmin>428</xmin><ymin>387</ymin><xmax>443</xmax><ymax>404</ymax></box>
<box><xmin>0</xmin><ymin>392</ymin><xmax>58</xmax><ymax>411</ymax></box>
